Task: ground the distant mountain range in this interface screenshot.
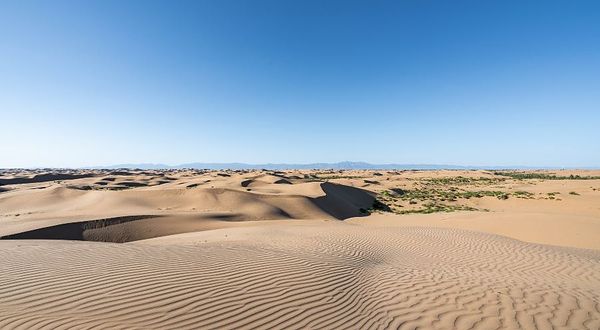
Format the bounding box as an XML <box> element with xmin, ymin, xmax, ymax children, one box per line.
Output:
<box><xmin>84</xmin><ymin>162</ymin><xmax>574</xmax><ymax>170</ymax></box>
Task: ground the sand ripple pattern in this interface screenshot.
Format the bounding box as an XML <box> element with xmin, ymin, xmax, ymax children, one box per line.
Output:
<box><xmin>1</xmin><ymin>226</ymin><xmax>600</xmax><ymax>329</ymax></box>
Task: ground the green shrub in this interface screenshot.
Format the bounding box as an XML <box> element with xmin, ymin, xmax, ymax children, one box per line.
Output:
<box><xmin>494</xmin><ymin>172</ymin><xmax>600</xmax><ymax>180</ymax></box>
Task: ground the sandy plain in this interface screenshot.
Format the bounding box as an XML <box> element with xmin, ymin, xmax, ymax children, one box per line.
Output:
<box><xmin>1</xmin><ymin>169</ymin><xmax>599</xmax><ymax>329</ymax></box>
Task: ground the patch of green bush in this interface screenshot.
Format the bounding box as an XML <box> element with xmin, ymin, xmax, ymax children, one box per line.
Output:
<box><xmin>494</xmin><ymin>172</ymin><xmax>600</xmax><ymax>180</ymax></box>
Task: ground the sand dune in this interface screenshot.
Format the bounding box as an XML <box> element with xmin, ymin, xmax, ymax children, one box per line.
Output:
<box><xmin>3</xmin><ymin>168</ymin><xmax>599</xmax><ymax>248</ymax></box>
<box><xmin>1</xmin><ymin>225</ymin><xmax>599</xmax><ymax>329</ymax></box>
<box><xmin>0</xmin><ymin>179</ymin><xmax>374</xmax><ymax>238</ymax></box>
<box><xmin>1</xmin><ymin>169</ymin><xmax>600</xmax><ymax>329</ymax></box>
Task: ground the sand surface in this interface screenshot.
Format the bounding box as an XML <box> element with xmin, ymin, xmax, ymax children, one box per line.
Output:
<box><xmin>1</xmin><ymin>169</ymin><xmax>600</xmax><ymax>329</ymax></box>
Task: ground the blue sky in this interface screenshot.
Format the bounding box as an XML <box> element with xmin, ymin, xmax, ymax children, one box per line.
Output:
<box><xmin>1</xmin><ymin>0</ymin><xmax>599</xmax><ymax>168</ymax></box>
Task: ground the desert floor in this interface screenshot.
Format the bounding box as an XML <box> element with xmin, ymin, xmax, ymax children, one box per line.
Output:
<box><xmin>1</xmin><ymin>169</ymin><xmax>599</xmax><ymax>329</ymax></box>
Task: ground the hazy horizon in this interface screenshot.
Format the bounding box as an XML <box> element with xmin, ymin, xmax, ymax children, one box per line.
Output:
<box><xmin>3</xmin><ymin>161</ymin><xmax>600</xmax><ymax>171</ymax></box>
<box><xmin>1</xmin><ymin>1</ymin><xmax>599</xmax><ymax>168</ymax></box>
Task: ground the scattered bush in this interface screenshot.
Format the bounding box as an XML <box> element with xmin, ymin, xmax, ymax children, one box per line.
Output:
<box><xmin>512</xmin><ymin>191</ymin><xmax>534</xmax><ymax>199</ymax></box>
<box><xmin>494</xmin><ymin>172</ymin><xmax>600</xmax><ymax>180</ymax></box>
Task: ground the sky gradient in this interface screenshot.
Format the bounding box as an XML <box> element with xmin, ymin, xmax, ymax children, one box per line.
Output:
<box><xmin>1</xmin><ymin>0</ymin><xmax>599</xmax><ymax>168</ymax></box>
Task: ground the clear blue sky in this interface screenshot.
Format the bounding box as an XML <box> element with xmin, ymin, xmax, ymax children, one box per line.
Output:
<box><xmin>1</xmin><ymin>0</ymin><xmax>599</xmax><ymax>168</ymax></box>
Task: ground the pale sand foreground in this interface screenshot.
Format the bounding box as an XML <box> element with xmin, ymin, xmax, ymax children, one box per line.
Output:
<box><xmin>1</xmin><ymin>169</ymin><xmax>600</xmax><ymax>329</ymax></box>
<box><xmin>2</xmin><ymin>224</ymin><xmax>600</xmax><ymax>329</ymax></box>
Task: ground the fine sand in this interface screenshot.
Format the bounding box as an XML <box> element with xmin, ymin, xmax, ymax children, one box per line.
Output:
<box><xmin>1</xmin><ymin>169</ymin><xmax>599</xmax><ymax>329</ymax></box>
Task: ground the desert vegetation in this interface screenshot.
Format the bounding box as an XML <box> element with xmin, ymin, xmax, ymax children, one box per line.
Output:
<box><xmin>494</xmin><ymin>171</ymin><xmax>600</xmax><ymax>180</ymax></box>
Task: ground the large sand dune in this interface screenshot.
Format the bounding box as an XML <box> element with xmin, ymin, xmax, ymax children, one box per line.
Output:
<box><xmin>1</xmin><ymin>225</ymin><xmax>599</xmax><ymax>329</ymax></box>
<box><xmin>1</xmin><ymin>169</ymin><xmax>600</xmax><ymax>329</ymax></box>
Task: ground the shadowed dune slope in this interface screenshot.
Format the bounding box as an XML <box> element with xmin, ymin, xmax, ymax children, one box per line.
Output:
<box><xmin>0</xmin><ymin>214</ymin><xmax>259</xmax><ymax>243</ymax></box>
<box><xmin>1</xmin><ymin>215</ymin><xmax>163</xmax><ymax>242</ymax></box>
<box><xmin>313</xmin><ymin>182</ymin><xmax>376</xmax><ymax>219</ymax></box>
<box><xmin>0</xmin><ymin>173</ymin><xmax>96</xmax><ymax>185</ymax></box>
<box><xmin>1</xmin><ymin>225</ymin><xmax>599</xmax><ymax>329</ymax></box>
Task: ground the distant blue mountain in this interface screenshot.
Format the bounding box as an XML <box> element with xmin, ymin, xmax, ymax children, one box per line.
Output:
<box><xmin>84</xmin><ymin>162</ymin><xmax>571</xmax><ymax>170</ymax></box>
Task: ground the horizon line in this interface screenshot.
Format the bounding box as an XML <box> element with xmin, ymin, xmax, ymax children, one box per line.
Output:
<box><xmin>2</xmin><ymin>161</ymin><xmax>599</xmax><ymax>170</ymax></box>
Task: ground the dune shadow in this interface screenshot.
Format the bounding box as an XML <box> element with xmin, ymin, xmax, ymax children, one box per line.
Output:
<box><xmin>0</xmin><ymin>173</ymin><xmax>95</xmax><ymax>186</ymax></box>
<box><xmin>0</xmin><ymin>214</ymin><xmax>248</xmax><ymax>243</ymax></box>
<box><xmin>390</xmin><ymin>188</ymin><xmax>405</xmax><ymax>195</ymax></box>
<box><xmin>119</xmin><ymin>181</ymin><xmax>149</xmax><ymax>187</ymax></box>
<box><xmin>1</xmin><ymin>215</ymin><xmax>162</xmax><ymax>241</ymax></box>
<box><xmin>312</xmin><ymin>182</ymin><xmax>376</xmax><ymax>220</ymax></box>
